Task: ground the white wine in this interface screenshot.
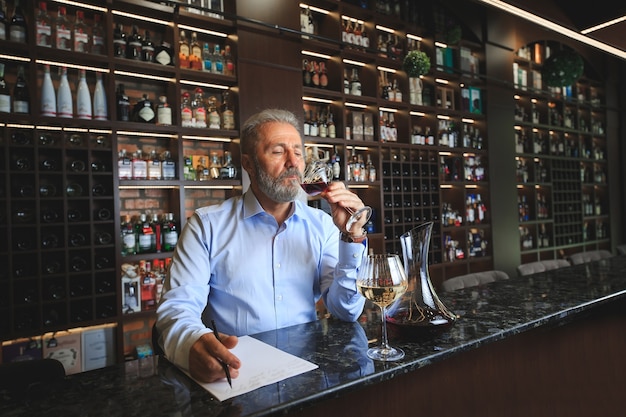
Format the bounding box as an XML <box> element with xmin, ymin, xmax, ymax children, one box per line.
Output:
<box><xmin>357</xmin><ymin>281</ymin><xmax>407</xmax><ymax>308</ymax></box>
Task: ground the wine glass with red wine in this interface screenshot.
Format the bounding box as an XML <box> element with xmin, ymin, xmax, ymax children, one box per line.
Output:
<box><xmin>300</xmin><ymin>159</ymin><xmax>372</xmax><ymax>232</ymax></box>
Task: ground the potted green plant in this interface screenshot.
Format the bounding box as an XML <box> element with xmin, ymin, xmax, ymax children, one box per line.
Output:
<box><xmin>403</xmin><ymin>50</ymin><xmax>431</xmax><ymax>105</ymax></box>
<box><xmin>541</xmin><ymin>49</ymin><xmax>584</xmax><ymax>87</ymax></box>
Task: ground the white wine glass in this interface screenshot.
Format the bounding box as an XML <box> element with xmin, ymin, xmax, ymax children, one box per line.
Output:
<box><xmin>300</xmin><ymin>159</ymin><xmax>372</xmax><ymax>232</ymax></box>
<box><xmin>357</xmin><ymin>254</ymin><xmax>408</xmax><ymax>361</ymax></box>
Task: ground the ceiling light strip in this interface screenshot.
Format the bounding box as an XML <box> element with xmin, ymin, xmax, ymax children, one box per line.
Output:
<box><xmin>477</xmin><ymin>0</ymin><xmax>626</xmax><ymax>59</ymax></box>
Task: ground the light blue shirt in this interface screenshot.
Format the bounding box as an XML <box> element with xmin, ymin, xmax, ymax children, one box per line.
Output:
<box><xmin>156</xmin><ymin>191</ymin><xmax>366</xmax><ymax>371</ymax></box>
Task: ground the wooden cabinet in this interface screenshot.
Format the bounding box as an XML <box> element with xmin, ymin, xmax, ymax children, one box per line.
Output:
<box><xmin>299</xmin><ymin>0</ymin><xmax>492</xmax><ymax>286</ymax></box>
<box><xmin>513</xmin><ymin>41</ymin><xmax>610</xmax><ymax>264</ymax></box>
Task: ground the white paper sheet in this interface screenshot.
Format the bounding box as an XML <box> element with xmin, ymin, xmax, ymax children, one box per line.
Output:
<box><xmin>186</xmin><ymin>335</ymin><xmax>318</xmax><ymax>402</ymax></box>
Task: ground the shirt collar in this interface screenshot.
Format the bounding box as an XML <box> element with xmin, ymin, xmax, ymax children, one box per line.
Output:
<box><xmin>242</xmin><ymin>190</ymin><xmax>303</xmax><ymax>221</ymax></box>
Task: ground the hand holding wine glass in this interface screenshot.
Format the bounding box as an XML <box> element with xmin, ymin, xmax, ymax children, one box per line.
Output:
<box><xmin>357</xmin><ymin>254</ymin><xmax>408</xmax><ymax>361</ymax></box>
<box><xmin>300</xmin><ymin>158</ymin><xmax>372</xmax><ymax>233</ymax></box>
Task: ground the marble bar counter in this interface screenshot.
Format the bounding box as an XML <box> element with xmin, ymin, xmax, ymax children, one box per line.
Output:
<box><xmin>3</xmin><ymin>255</ymin><xmax>626</xmax><ymax>417</ymax></box>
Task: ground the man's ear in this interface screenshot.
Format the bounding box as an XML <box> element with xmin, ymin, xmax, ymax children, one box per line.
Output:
<box><xmin>241</xmin><ymin>154</ymin><xmax>253</xmax><ymax>175</ymax></box>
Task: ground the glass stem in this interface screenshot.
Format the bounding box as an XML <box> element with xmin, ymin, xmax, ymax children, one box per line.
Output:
<box><xmin>380</xmin><ymin>306</ymin><xmax>391</xmax><ymax>349</ymax></box>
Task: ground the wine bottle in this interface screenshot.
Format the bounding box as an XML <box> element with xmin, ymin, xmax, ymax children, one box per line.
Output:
<box><xmin>133</xmin><ymin>93</ymin><xmax>155</xmax><ymax>123</ymax></box>
<box><xmin>54</xmin><ymin>6</ymin><xmax>71</xmax><ymax>50</ymax></box>
<box><xmin>56</xmin><ymin>66</ymin><xmax>72</xmax><ymax>118</ymax></box>
<box><xmin>116</xmin><ymin>84</ymin><xmax>130</xmax><ymax>121</ymax></box>
<box><xmin>0</xmin><ymin>0</ymin><xmax>6</xmax><ymax>41</ymax></box>
<box><xmin>131</xmin><ymin>149</ymin><xmax>147</xmax><ymax>180</ymax></box>
<box><xmin>141</xmin><ymin>30</ymin><xmax>155</xmax><ymax>62</ymax></box>
<box><xmin>76</xmin><ymin>69</ymin><xmax>92</xmax><ymax>119</ymax></box>
<box><xmin>147</xmin><ymin>149</ymin><xmax>162</xmax><ymax>180</ymax></box>
<box><xmin>156</xmin><ymin>95</ymin><xmax>172</xmax><ymax>126</ymax></box>
<box><xmin>9</xmin><ymin>0</ymin><xmax>26</xmax><ymax>43</ymax></box>
<box><xmin>162</xmin><ymin>212</ymin><xmax>178</xmax><ymax>251</ymax></box>
<box><xmin>190</xmin><ymin>32</ymin><xmax>202</xmax><ymax>70</ymax></box>
<box><xmin>161</xmin><ymin>150</ymin><xmax>176</xmax><ymax>180</ymax></box>
<box><xmin>191</xmin><ymin>87</ymin><xmax>206</xmax><ymax>128</ymax></box>
<box><xmin>224</xmin><ymin>45</ymin><xmax>235</xmax><ymax>75</ymax></box>
<box><xmin>12</xmin><ymin>65</ymin><xmax>29</xmax><ymax>114</ymax></box>
<box><xmin>155</xmin><ymin>41</ymin><xmax>173</xmax><ymax>66</ymax></box>
<box><xmin>36</xmin><ymin>1</ymin><xmax>52</xmax><ymax>47</ymax></box>
<box><xmin>113</xmin><ymin>23</ymin><xmax>126</xmax><ymax>57</ymax></box>
<box><xmin>179</xmin><ymin>30</ymin><xmax>190</xmax><ymax>68</ymax></box>
<box><xmin>73</xmin><ymin>10</ymin><xmax>89</xmax><ymax>53</ymax></box>
<box><xmin>136</xmin><ymin>213</ymin><xmax>153</xmax><ymax>253</ymax></box>
<box><xmin>41</xmin><ymin>65</ymin><xmax>56</xmax><ymax>116</ymax></box>
<box><xmin>93</xmin><ymin>72</ymin><xmax>107</xmax><ymax>120</ymax></box>
<box><xmin>220</xmin><ymin>151</ymin><xmax>237</xmax><ymax>179</ymax></box>
<box><xmin>212</xmin><ymin>44</ymin><xmax>224</xmax><ymax>74</ymax></box>
<box><xmin>221</xmin><ymin>90</ymin><xmax>235</xmax><ymax>130</ymax></box>
<box><xmin>202</xmin><ymin>43</ymin><xmax>212</xmax><ymax>72</ymax></box>
<box><xmin>118</xmin><ymin>149</ymin><xmax>132</xmax><ymax>180</ymax></box>
<box><xmin>0</xmin><ymin>62</ymin><xmax>11</xmax><ymax>113</ymax></box>
<box><xmin>92</xmin><ymin>13</ymin><xmax>105</xmax><ymax>54</ymax></box>
<box><xmin>126</xmin><ymin>25</ymin><xmax>142</xmax><ymax>60</ymax></box>
<box><xmin>180</xmin><ymin>91</ymin><xmax>193</xmax><ymax>127</ymax></box>
<box><xmin>207</xmin><ymin>95</ymin><xmax>220</xmax><ymax>129</ymax></box>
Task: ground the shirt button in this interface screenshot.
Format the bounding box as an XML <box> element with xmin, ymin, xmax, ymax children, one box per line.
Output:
<box><xmin>353</xmin><ymin>252</ymin><xmax>360</xmax><ymax>258</ymax></box>
<box><xmin>276</xmin><ymin>295</ymin><xmax>283</xmax><ymax>301</ymax></box>
<box><xmin>276</xmin><ymin>263</ymin><xmax>281</xmax><ymax>268</ymax></box>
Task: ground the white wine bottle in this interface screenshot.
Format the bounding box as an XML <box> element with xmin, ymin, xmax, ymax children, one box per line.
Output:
<box><xmin>0</xmin><ymin>63</ymin><xmax>12</xmax><ymax>113</ymax></box>
<box><xmin>56</xmin><ymin>66</ymin><xmax>72</xmax><ymax>118</ymax></box>
<box><xmin>76</xmin><ymin>69</ymin><xmax>92</xmax><ymax>119</ymax></box>
<box><xmin>41</xmin><ymin>64</ymin><xmax>56</xmax><ymax>117</ymax></box>
<box><xmin>93</xmin><ymin>72</ymin><xmax>107</xmax><ymax>120</ymax></box>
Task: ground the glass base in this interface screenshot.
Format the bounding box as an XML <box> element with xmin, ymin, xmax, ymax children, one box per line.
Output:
<box><xmin>366</xmin><ymin>345</ymin><xmax>405</xmax><ymax>361</ymax></box>
<box><xmin>346</xmin><ymin>206</ymin><xmax>373</xmax><ymax>233</ymax></box>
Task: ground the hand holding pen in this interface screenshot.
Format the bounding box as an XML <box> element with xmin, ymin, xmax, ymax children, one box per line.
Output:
<box><xmin>212</xmin><ymin>320</ymin><xmax>233</xmax><ymax>387</ymax></box>
<box><xmin>188</xmin><ymin>323</ymin><xmax>240</xmax><ymax>384</ymax></box>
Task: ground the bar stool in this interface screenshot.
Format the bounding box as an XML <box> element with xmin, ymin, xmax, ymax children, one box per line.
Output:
<box><xmin>517</xmin><ymin>259</ymin><xmax>570</xmax><ymax>276</ymax></box>
<box><xmin>442</xmin><ymin>270</ymin><xmax>509</xmax><ymax>291</ymax></box>
<box><xmin>568</xmin><ymin>250</ymin><xmax>613</xmax><ymax>265</ymax></box>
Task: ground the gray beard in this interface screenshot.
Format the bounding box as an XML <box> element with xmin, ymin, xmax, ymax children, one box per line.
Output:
<box><xmin>254</xmin><ymin>164</ymin><xmax>302</xmax><ymax>203</ymax></box>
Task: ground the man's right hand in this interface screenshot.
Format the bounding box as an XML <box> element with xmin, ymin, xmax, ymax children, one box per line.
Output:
<box><xmin>188</xmin><ymin>332</ymin><xmax>241</xmax><ymax>383</ymax></box>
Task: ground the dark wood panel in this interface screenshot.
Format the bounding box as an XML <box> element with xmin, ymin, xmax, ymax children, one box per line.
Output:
<box><xmin>293</xmin><ymin>300</ymin><xmax>626</xmax><ymax>417</ymax></box>
<box><xmin>237</xmin><ymin>30</ymin><xmax>302</xmax><ymax>124</ymax></box>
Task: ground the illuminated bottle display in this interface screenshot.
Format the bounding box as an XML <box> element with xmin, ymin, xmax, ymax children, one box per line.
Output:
<box><xmin>56</xmin><ymin>66</ymin><xmax>72</xmax><ymax>118</ymax></box>
<box><xmin>13</xmin><ymin>65</ymin><xmax>29</xmax><ymax>114</ymax></box>
<box><xmin>221</xmin><ymin>91</ymin><xmax>235</xmax><ymax>130</ymax></box>
<box><xmin>91</xmin><ymin>13</ymin><xmax>105</xmax><ymax>54</ymax></box>
<box><xmin>54</xmin><ymin>6</ymin><xmax>71</xmax><ymax>50</ymax></box>
<box><xmin>0</xmin><ymin>63</ymin><xmax>10</xmax><ymax>113</ymax></box>
<box><xmin>36</xmin><ymin>1</ymin><xmax>52</xmax><ymax>47</ymax></box>
<box><xmin>93</xmin><ymin>72</ymin><xmax>107</xmax><ymax>120</ymax></box>
<box><xmin>191</xmin><ymin>87</ymin><xmax>206</xmax><ymax>128</ymax></box>
<box><xmin>116</xmin><ymin>84</ymin><xmax>130</xmax><ymax>121</ymax></box>
<box><xmin>73</xmin><ymin>10</ymin><xmax>89</xmax><ymax>52</ymax></box>
<box><xmin>156</xmin><ymin>95</ymin><xmax>172</xmax><ymax>126</ymax></box>
<box><xmin>9</xmin><ymin>0</ymin><xmax>27</xmax><ymax>43</ymax></box>
<box><xmin>40</xmin><ymin>64</ymin><xmax>56</xmax><ymax>117</ymax></box>
<box><xmin>0</xmin><ymin>1</ymin><xmax>6</xmax><ymax>41</ymax></box>
<box><xmin>76</xmin><ymin>69</ymin><xmax>92</xmax><ymax>119</ymax></box>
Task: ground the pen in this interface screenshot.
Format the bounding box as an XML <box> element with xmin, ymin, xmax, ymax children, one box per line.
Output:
<box><xmin>211</xmin><ymin>320</ymin><xmax>232</xmax><ymax>388</ymax></box>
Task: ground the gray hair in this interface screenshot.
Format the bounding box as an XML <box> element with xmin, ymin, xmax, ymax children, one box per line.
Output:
<box><xmin>240</xmin><ymin>109</ymin><xmax>302</xmax><ymax>156</ymax></box>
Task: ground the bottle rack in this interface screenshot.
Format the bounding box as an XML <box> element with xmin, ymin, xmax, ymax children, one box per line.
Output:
<box><xmin>0</xmin><ymin>0</ymin><xmax>241</xmax><ymax>350</ymax></box>
<box><xmin>513</xmin><ymin>41</ymin><xmax>610</xmax><ymax>263</ymax></box>
<box><xmin>299</xmin><ymin>0</ymin><xmax>491</xmax><ymax>284</ymax></box>
<box><xmin>1</xmin><ymin>125</ymin><xmax>116</xmax><ymax>336</ymax></box>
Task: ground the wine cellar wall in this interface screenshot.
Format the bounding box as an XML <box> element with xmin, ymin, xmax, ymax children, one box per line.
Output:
<box><xmin>0</xmin><ymin>0</ymin><xmax>616</xmax><ymax>363</ymax></box>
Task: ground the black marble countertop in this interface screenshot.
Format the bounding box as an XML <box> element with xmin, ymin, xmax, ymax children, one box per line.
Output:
<box><xmin>3</xmin><ymin>255</ymin><xmax>626</xmax><ymax>417</ymax></box>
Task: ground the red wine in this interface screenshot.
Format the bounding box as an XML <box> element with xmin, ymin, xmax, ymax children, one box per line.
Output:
<box><xmin>301</xmin><ymin>181</ymin><xmax>328</xmax><ymax>196</ymax></box>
